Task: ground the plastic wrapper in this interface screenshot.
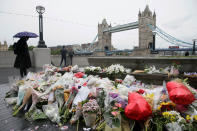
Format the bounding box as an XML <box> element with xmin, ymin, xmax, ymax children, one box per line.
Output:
<box><xmin>64</xmin><ymin>90</ymin><xmax>70</xmax><ymax>102</ymax></box>
<box><xmin>117</xmin><ymin>84</ymin><xmax>130</xmax><ymax>99</ymax></box>
<box><xmin>125</xmin><ymin>92</ymin><xmax>152</xmax><ymax>120</ymax></box>
<box><xmin>96</xmin><ymin>78</ymin><xmax>114</xmax><ymax>90</ymax></box>
<box><xmin>70</xmin><ymin>103</ymin><xmax>82</xmax><ymax>124</ymax></box>
<box><xmin>62</xmin><ymin>87</ymin><xmax>78</xmax><ymax>115</ymax></box>
<box><xmin>5</xmin><ymin>97</ymin><xmax>17</xmax><ymax>105</ymax></box>
<box><xmin>55</xmin><ymin>88</ymin><xmax>65</xmax><ymax>111</ymax></box>
<box><xmin>72</xmin><ymin>86</ymin><xmax>90</xmax><ymax>105</ymax></box>
<box><xmin>29</xmin><ymin>89</ymin><xmax>42</xmax><ymax>111</ymax></box>
<box><xmin>25</xmin><ymin>108</ymin><xmax>47</xmax><ymax>121</ymax></box>
<box><xmin>170</xmin><ymin>66</ymin><xmax>179</xmax><ymax>76</ymax></box>
<box><xmin>71</xmin><ymin>65</ymin><xmax>79</xmax><ymax>72</ymax></box>
<box><xmin>13</xmin><ymin>87</ymin><xmax>33</xmax><ymax>116</ymax></box>
<box><xmin>83</xmin><ymin>113</ymin><xmax>97</xmax><ymax>127</ymax></box>
<box><xmin>86</xmin><ymin>78</ymin><xmax>98</xmax><ymax>87</ymax></box>
<box><xmin>8</xmin><ymin>76</ymin><xmax>20</xmax><ymax>91</ymax></box>
<box><xmin>122</xmin><ymin>75</ymin><xmax>136</xmax><ymax>86</ymax></box>
<box><xmin>16</xmin><ymin>85</ymin><xmax>28</xmax><ymax>106</ymax></box>
<box><xmin>167</xmin><ymin>81</ymin><xmax>195</xmax><ymax>105</ymax></box>
<box><xmin>43</xmin><ymin>102</ymin><xmax>60</xmax><ymax>124</ymax></box>
<box><xmin>165</xmin><ymin>122</ymin><xmax>183</xmax><ymax>131</ymax></box>
<box><xmin>48</xmin><ymin>91</ymin><xmax>55</xmax><ymax>104</ymax></box>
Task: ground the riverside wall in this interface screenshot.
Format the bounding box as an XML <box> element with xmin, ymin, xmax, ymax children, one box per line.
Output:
<box><xmin>1</xmin><ymin>51</ymin><xmax>197</xmax><ymax>72</ymax></box>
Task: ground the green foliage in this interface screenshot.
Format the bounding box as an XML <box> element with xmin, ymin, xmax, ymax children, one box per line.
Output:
<box><xmin>28</xmin><ymin>46</ymin><xmax>35</xmax><ymax>51</ymax></box>
<box><xmin>8</xmin><ymin>45</ymin><xmax>13</xmax><ymax>51</ymax></box>
<box><xmin>51</xmin><ymin>49</ymin><xmax>61</xmax><ymax>55</ymax></box>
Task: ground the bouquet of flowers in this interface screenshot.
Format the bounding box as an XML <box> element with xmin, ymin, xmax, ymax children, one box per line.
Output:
<box><xmin>82</xmin><ymin>99</ymin><xmax>100</xmax><ymax>127</ymax></box>
<box><xmin>170</xmin><ymin>61</ymin><xmax>181</xmax><ymax>76</ymax></box>
<box><xmin>61</xmin><ymin>87</ymin><xmax>78</xmax><ymax>123</ymax></box>
<box><xmin>105</xmin><ymin>64</ymin><xmax>125</xmax><ymax>80</ymax></box>
<box><xmin>106</xmin><ymin>64</ymin><xmax>125</xmax><ymax>75</ymax></box>
<box><xmin>104</xmin><ymin>93</ymin><xmax>126</xmax><ymax>129</ymax></box>
<box><xmin>85</xmin><ymin>66</ymin><xmax>102</xmax><ymax>75</ymax></box>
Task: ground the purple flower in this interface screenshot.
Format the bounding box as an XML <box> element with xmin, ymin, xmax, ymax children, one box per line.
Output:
<box><xmin>116</xmin><ymin>97</ymin><xmax>127</xmax><ymax>108</ymax></box>
<box><xmin>109</xmin><ymin>93</ymin><xmax>119</xmax><ymax>99</ymax></box>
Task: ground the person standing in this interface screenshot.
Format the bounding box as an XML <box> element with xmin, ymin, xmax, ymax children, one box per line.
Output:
<box><xmin>60</xmin><ymin>46</ymin><xmax>67</xmax><ymax>67</ymax></box>
<box><xmin>185</xmin><ymin>51</ymin><xmax>189</xmax><ymax>56</ymax></box>
<box><xmin>14</xmin><ymin>36</ymin><xmax>31</xmax><ymax>78</ymax></box>
<box><xmin>68</xmin><ymin>48</ymin><xmax>74</xmax><ymax>65</ymax></box>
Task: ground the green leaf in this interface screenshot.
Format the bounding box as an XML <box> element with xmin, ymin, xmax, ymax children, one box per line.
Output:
<box><xmin>113</xmin><ymin>118</ymin><xmax>120</xmax><ymax>127</ymax></box>
<box><xmin>129</xmin><ymin>120</ymin><xmax>135</xmax><ymax>131</ymax></box>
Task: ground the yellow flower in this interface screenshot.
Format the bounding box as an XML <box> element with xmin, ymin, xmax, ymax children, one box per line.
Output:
<box><xmin>193</xmin><ymin>115</ymin><xmax>197</xmax><ymax>121</ymax></box>
<box><xmin>170</xmin><ymin>116</ymin><xmax>176</xmax><ymax>122</ymax></box>
<box><xmin>157</xmin><ymin>101</ymin><xmax>176</xmax><ymax>111</ymax></box>
<box><xmin>162</xmin><ymin>112</ymin><xmax>170</xmax><ymax>118</ymax></box>
<box><xmin>186</xmin><ymin>115</ymin><xmax>191</xmax><ymax>121</ymax></box>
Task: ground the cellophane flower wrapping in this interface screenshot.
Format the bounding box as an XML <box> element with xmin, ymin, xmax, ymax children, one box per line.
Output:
<box><xmin>5</xmin><ymin>97</ymin><xmax>17</xmax><ymax>105</ymax></box>
<box><xmin>72</xmin><ymin>86</ymin><xmax>90</xmax><ymax>106</ymax></box>
<box><xmin>70</xmin><ymin>103</ymin><xmax>82</xmax><ymax>124</ymax></box>
<box><xmin>71</xmin><ymin>65</ymin><xmax>79</xmax><ymax>72</ymax></box>
<box><xmin>122</xmin><ymin>75</ymin><xmax>136</xmax><ymax>86</ymax></box>
<box><xmin>25</xmin><ymin>108</ymin><xmax>47</xmax><ymax>121</ymax></box>
<box><xmin>166</xmin><ymin>81</ymin><xmax>195</xmax><ymax>105</ymax></box>
<box><xmin>125</xmin><ymin>92</ymin><xmax>152</xmax><ymax>121</ymax></box>
<box><xmin>42</xmin><ymin>102</ymin><xmax>60</xmax><ymax>124</ymax></box>
<box><xmin>55</xmin><ymin>88</ymin><xmax>65</xmax><ymax>112</ymax></box>
<box><xmin>165</xmin><ymin>122</ymin><xmax>183</xmax><ymax>131</ymax></box>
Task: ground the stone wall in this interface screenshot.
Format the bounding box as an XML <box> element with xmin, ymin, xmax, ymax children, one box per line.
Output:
<box><xmin>0</xmin><ymin>51</ymin><xmax>34</xmax><ymax>68</ymax></box>
<box><xmin>0</xmin><ymin>51</ymin><xmax>89</xmax><ymax>68</ymax></box>
<box><xmin>88</xmin><ymin>57</ymin><xmax>197</xmax><ymax>72</ymax></box>
<box><xmin>1</xmin><ymin>51</ymin><xmax>197</xmax><ymax>72</ymax></box>
<box><xmin>51</xmin><ymin>55</ymin><xmax>89</xmax><ymax>67</ymax></box>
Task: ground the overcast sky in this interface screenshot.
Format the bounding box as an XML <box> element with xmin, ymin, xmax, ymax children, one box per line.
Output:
<box><xmin>0</xmin><ymin>0</ymin><xmax>197</xmax><ymax>49</ymax></box>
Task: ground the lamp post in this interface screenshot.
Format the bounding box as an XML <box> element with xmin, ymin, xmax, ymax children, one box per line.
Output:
<box><xmin>152</xmin><ymin>31</ymin><xmax>156</xmax><ymax>50</ymax></box>
<box><xmin>36</xmin><ymin>5</ymin><xmax>47</xmax><ymax>48</ymax></box>
<box><xmin>193</xmin><ymin>39</ymin><xmax>196</xmax><ymax>55</ymax></box>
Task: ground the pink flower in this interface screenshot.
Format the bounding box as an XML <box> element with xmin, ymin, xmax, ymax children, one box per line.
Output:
<box><xmin>115</xmin><ymin>103</ymin><xmax>122</xmax><ymax>108</ymax></box>
<box><xmin>113</xmin><ymin>106</ymin><xmax>118</xmax><ymax>110</ymax></box>
<box><xmin>111</xmin><ymin>111</ymin><xmax>118</xmax><ymax>117</ymax></box>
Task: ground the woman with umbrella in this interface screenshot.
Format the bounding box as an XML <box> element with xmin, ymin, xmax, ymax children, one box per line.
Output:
<box><xmin>13</xmin><ymin>31</ymin><xmax>37</xmax><ymax>78</ymax></box>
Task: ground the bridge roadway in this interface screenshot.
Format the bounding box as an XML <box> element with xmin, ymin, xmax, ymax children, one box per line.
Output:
<box><xmin>0</xmin><ymin>67</ymin><xmax>84</xmax><ymax>131</ymax></box>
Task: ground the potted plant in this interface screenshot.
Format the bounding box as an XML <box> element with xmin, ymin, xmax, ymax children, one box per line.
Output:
<box><xmin>82</xmin><ymin>99</ymin><xmax>100</xmax><ymax>127</ymax></box>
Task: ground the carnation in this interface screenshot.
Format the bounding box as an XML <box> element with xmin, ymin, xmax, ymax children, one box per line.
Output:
<box><xmin>82</xmin><ymin>99</ymin><xmax>100</xmax><ymax>114</ymax></box>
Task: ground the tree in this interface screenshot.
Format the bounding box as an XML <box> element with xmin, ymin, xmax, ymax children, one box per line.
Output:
<box><xmin>28</xmin><ymin>46</ymin><xmax>35</xmax><ymax>51</ymax></box>
<box><xmin>8</xmin><ymin>45</ymin><xmax>13</xmax><ymax>51</ymax></box>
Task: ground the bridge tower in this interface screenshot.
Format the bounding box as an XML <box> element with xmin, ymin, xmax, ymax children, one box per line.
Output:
<box><xmin>98</xmin><ymin>19</ymin><xmax>112</xmax><ymax>51</ymax></box>
<box><xmin>138</xmin><ymin>5</ymin><xmax>156</xmax><ymax>49</ymax></box>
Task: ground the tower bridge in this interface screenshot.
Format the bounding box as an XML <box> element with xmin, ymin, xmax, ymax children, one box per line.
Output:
<box><xmin>76</xmin><ymin>5</ymin><xmax>194</xmax><ymax>56</ymax></box>
<box><xmin>90</xmin><ymin>5</ymin><xmax>156</xmax><ymax>52</ymax></box>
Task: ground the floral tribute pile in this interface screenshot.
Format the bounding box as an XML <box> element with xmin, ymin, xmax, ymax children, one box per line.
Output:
<box><xmin>5</xmin><ymin>64</ymin><xmax>197</xmax><ymax>131</ymax></box>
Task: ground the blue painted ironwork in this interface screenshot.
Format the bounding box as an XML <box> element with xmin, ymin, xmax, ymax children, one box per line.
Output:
<box><xmin>103</xmin><ymin>22</ymin><xmax>138</xmax><ymax>33</ymax></box>
<box><xmin>147</xmin><ymin>24</ymin><xmax>194</xmax><ymax>47</ymax></box>
<box><xmin>155</xmin><ymin>48</ymin><xmax>197</xmax><ymax>51</ymax></box>
<box><xmin>87</xmin><ymin>34</ymin><xmax>98</xmax><ymax>51</ymax></box>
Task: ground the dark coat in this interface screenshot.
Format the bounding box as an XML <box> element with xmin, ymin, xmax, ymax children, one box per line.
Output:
<box><xmin>61</xmin><ymin>48</ymin><xmax>67</xmax><ymax>58</ymax></box>
<box><xmin>14</xmin><ymin>38</ymin><xmax>31</xmax><ymax>69</ymax></box>
<box><xmin>68</xmin><ymin>50</ymin><xmax>74</xmax><ymax>57</ymax></box>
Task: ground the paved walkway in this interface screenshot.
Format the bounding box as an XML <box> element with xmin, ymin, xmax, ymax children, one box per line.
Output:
<box><xmin>0</xmin><ymin>68</ymin><xmax>83</xmax><ymax>131</ymax></box>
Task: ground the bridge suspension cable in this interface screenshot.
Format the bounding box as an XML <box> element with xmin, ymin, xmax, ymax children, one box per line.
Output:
<box><xmin>147</xmin><ymin>24</ymin><xmax>194</xmax><ymax>47</ymax></box>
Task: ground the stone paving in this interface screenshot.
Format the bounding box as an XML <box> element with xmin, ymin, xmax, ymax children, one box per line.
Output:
<box><xmin>0</xmin><ymin>68</ymin><xmax>83</xmax><ymax>131</ymax></box>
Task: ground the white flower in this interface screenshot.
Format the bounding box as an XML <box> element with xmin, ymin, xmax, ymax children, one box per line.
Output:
<box><xmin>106</xmin><ymin>64</ymin><xmax>125</xmax><ymax>74</ymax></box>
